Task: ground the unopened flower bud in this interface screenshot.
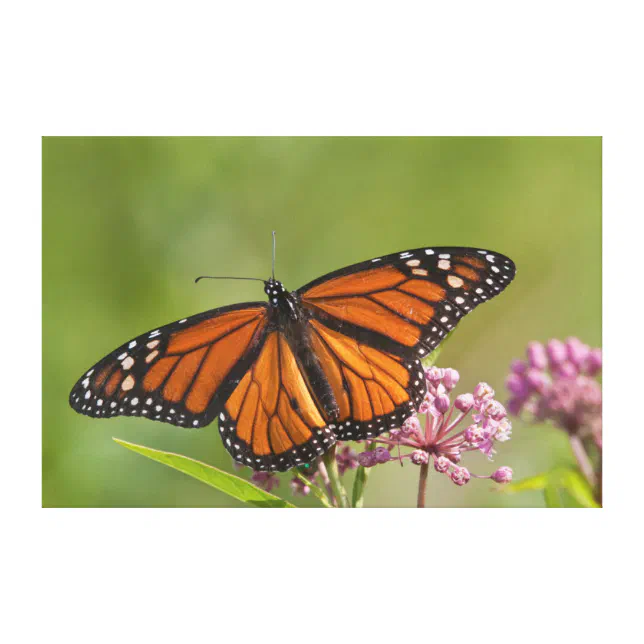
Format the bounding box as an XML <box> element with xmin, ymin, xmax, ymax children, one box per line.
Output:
<box><xmin>442</xmin><ymin>368</ymin><xmax>460</xmax><ymax>391</ymax></box>
<box><xmin>411</xmin><ymin>450</ymin><xmax>429</xmax><ymax>465</ymax></box>
<box><xmin>525</xmin><ymin>368</ymin><xmax>550</xmax><ymax>394</ymax></box>
<box><xmin>585</xmin><ymin>348</ymin><xmax>602</xmax><ymax>376</ymax></box>
<box><xmin>373</xmin><ymin>447</ymin><xmax>392</xmax><ymax>464</ymax></box>
<box><xmin>425</xmin><ymin>366</ymin><xmax>444</xmax><ymax>384</ymax></box>
<box><xmin>506</xmin><ymin>373</ymin><xmax>529</xmax><ymax>397</ymax></box>
<box><xmin>510</xmin><ymin>359</ymin><xmax>527</xmax><ymax>375</ymax></box>
<box><xmin>527</xmin><ymin>341</ymin><xmax>548</xmax><ymax>369</ymax></box>
<box><xmin>491</xmin><ymin>466</ymin><xmax>513</xmax><ymax>484</ymax></box>
<box><xmin>434</xmin><ymin>456</ymin><xmax>450</xmax><ymax>473</ymax></box>
<box><xmin>507</xmin><ymin>397</ymin><xmax>525</xmax><ymax>416</ymax></box>
<box><xmin>434</xmin><ymin>394</ymin><xmax>451</xmax><ymax>414</ymax></box>
<box><xmin>454</xmin><ymin>393</ymin><xmax>474</xmax><ymax>413</ymax></box>
<box><xmin>546</xmin><ymin>339</ymin><xmax>567</xmax><ymax>367</ymax></box>
<box><xmin>556</xmin><ymin>361</ymin><xmax>578</xmax><ymax>379</ymax></box>
<box><xmin>357</xmin><ymin>452</ymin><xmax>376</xmax><ymax>467</ymax></box>
<box><xmin>450</xmin><ymin>467</ymin><xmax>471</xmax><ymax>486</ymax></box>
<box><xmin>566</xmin><ymin>337</ymin><xmax>590</xmax><ymax>368</ymax></box>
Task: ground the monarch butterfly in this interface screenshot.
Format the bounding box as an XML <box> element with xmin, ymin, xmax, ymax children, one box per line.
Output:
<box><xmin>70</xmin><ymin>238</ymin><xmax>516</xmax><ymax>472</ymax></box>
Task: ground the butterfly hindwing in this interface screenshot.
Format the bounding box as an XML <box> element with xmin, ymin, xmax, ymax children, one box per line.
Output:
<box><xmin>307</xmin><ymin>319</ymin><xmax>426</xmax><ymax>441</ymax></box>
<box><xmin>218</xmin><ymin>331</ymin><xmax>336</xmax><ymax>472</ymax></box>
<box><xmin>69</xmin><ymin>303</ymin><xmax>269</xmax><ymax>429</ymax></box>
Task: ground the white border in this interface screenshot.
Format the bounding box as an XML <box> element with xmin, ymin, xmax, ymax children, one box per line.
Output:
<box><xmin>3</xmin><ymin>2</ymin><xmax>641</xmax><ymax>642</ymax></box>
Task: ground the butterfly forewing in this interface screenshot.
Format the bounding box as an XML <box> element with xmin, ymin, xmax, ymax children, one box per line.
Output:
<box><xmin>296</xmin><ymin>246</ymin><xmax>516</xmax><ymax>359</ymax></box>
<box><xmin>69</xmin><ymin>303</ymin><xmax>269</xmax><ymax>429</ymax></box>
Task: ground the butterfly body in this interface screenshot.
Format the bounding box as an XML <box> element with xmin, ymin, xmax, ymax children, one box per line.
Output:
<box><xmin>70</xmin><ymin>246</ymin><xmax>516</xmax><ymax>472</ymax></box>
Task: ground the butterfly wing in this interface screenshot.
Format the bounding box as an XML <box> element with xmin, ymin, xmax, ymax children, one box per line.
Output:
<box><xmin>69</xmin><ymin>303</ymin><xmax>269</xmax><ymax>429</ymax></box>
<box><xmin>295</xmin><ymin>246</ymin><xmax>516</xmax><ymax>440</ymax></box>
<box><xmin>218</xmin><ymin>330</ymin><xmax>336</xmax><ymax>472</ymax></box>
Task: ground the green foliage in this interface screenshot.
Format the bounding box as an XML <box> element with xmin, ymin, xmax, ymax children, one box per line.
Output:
<box><xmin>113</xmin><ymin>438</ymin><xmax>295</xmax><ymax>508</ymax></box>
<box><xmin>503</xmin><ymin>467</ymin><xmax>599</xmax><ymax>508</ymax></box>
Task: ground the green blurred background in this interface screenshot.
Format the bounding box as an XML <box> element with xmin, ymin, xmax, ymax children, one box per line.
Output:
<box><xmin>43</xmin><ymin>137</ymin><xmax>601</xmax><ymax>508</ymax></box>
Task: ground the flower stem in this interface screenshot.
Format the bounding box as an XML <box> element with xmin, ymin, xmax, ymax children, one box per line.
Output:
<box><xmin>323</xmin><ymin>444</ymin><xmax>350</xmax><ymax>508</ymax></box>
<box><xmin>417</xmin><ymin>462</ymin><xmax>429</xmax><ymax>508</ymax></box>
<box><xmin>316</xmin><ymin>460</ymin><xmax>337</xmax><ymax>506</ymax></box>
<box><xmin>293</xmin><ymin>469</ymin><xmax>333</xmax><ymax>508</ymax></box>
<box><xmin>569</xmin><ymin>433</ymin><xmax>597</xmax><ymax>489</ymax></box>
<box><xmin>352</xmin><ymin>442</ymin><xmax>377</xmax><ymax>508</ymax></box>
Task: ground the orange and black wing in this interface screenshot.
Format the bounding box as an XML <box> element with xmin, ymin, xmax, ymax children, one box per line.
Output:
<box><xmin>218</xmin><ymin>331</ymin><xmax>336</xmax><ymax>472</ymax></box>
<box><xmin>69</xmin><ymin>303</ymin><xmax>269</xmax><ymax>429</ymax></box>
<box><xmin>296</xmin><ymin>246</ymin><xmax>516</xmax><ymax>441</ymax></box>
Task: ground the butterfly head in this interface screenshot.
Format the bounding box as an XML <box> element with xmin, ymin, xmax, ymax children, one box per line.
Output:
<box><xmin>264</xmin><ymin>277</ymin><xmax>287</xmax><ymax>305</ymax></box>
<box><xmin>265</xmin><ymin>277</ymin><xmax>302</xmax><ymax>321</ymax></box>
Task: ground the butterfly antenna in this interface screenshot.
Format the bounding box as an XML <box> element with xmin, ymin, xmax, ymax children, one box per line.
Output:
<box><xmin>194</xmin><ymin>276</ymin><xmax>265</xmax><ymax>284</ymax></box>
<box><xmin>272</xmin><ymin>230</ymin><xmax>276</xmax><ymax>280</ymax></box>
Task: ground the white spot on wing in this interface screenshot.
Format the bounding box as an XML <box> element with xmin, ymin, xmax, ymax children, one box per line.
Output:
<box><xmin>121</xmin><ymin>356</ymin><xmax>135</xmax><ymax>370</ymax></box>
<box><xmin>121</xmin><ymin>375</ymin><xmax>135</xmax><ymax>391</ymax></box>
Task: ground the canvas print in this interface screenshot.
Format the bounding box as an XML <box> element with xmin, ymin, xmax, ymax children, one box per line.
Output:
<box><xmin>43</xmin><ymin>136</ymin><xmax>601</xmax><ymax>508</ymax></box>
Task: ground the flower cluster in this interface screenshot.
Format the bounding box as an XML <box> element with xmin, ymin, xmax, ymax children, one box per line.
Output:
<box><xmin>506</xmin><ymin>338</ymin><xmax>602</xmax><ymax>446</ymax></box>
<box><xmin>356</xmin><ymin>366</ymin><xmax>513</xmax><ymax>486</ymax></box>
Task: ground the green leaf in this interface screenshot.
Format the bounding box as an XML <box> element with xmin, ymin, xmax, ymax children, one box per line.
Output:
<box><xmin>113</xmin><ymin>438</ymin><xmax>295</xmax><ymax>508</ymax></box>
<box><xmin>544</xmin><ymin>484</ymin><xmax>565</xmax><ymax>507</ymax></box>
<box><xmin>503</xmin><ymin>472</ymin><xmax>551</xmax><ymax>494</ymax></box>
<box><xmin>553</xmin><ymin>468</ymin><xmax>599</xmax><ymax>508</ymax></box>
<box><xmin>503</xmin><ymin>467</ymin><xmax>599</xmax><ymax>508</ymax></box>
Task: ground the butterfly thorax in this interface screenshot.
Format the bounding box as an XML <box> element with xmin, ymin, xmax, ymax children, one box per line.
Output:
<box><xmin>265</xmin><ymin>278</ymin><xmax>302</xmax><ymax>322</ymax></box>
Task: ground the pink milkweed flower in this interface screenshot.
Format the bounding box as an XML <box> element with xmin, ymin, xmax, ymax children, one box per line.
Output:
<box><xmin>356</xmin><ymin>367</ymin><xmax>514</xmax><ymax>486</ymax></box>
<box><xmin>450</xmin><ymin>467</ymin><xmax>471</xmax><ymax>486</ymax></box>
<box><xmin>290</xmin><ymin>476</ymin><xmax>311</xmax><ymax>496</ymax></box>
<box><xmin>442</xmin><ymin>368</ymin><xmax>460</xmax><ymax>391</ymax></box>
<box><xmin>506</xmin><ymin>338</ymin><xmax>602</xmax><ymax>494</ymax></box>
<box><xmin>491</xmin><ymin>466</ymin><xmax>513</xmax><ymax>484</ymax></box>
<box><xmin>506</xmin><ymin>337</ymin><xmax>602</xmax><ymax>441</ymax></box>
<box><xmin>527</xmin><ymin>341</ymin><xmax>548</xmax><ymax>370</ymax></box>
<box><xmin>336</xmin><ymin>444</ymin><xmax>359</xmax><ymax>476</ymax></box>
<box><xmin>251</xmin><ymin>471</ymin><xmax>280</xmax><ymax>493</ymax></box>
